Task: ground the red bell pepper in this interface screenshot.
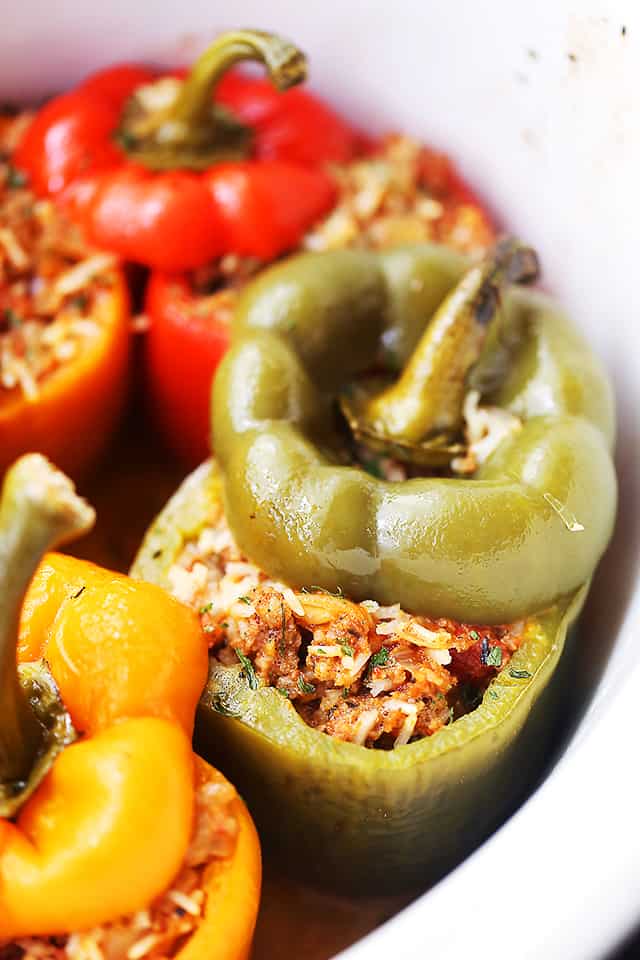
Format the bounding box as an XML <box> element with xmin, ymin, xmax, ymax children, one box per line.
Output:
<box><xmin>14</xmin><ymin>30</ymin><xmax>359</xmax><ymax>271</ymax></box>
<box><xmin>144</xmin><ymin>271</ymin><xmax>232</xmax><ymax>465</ymax></box>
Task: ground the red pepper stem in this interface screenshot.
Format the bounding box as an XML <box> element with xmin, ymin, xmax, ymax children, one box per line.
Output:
<box><xmin>173</xmin><ymin>29</ymin><xmax>307</xmax><ymax>132</ymax></box>
<box><xmin>0</xmin><ymin>455</ymin><xmax>94</xmax><ymax>787</ymax></box>
<box><xmin>118</xmin><ymin>29</ymin><xmax>307</xmax><ymax>171</ymax></box>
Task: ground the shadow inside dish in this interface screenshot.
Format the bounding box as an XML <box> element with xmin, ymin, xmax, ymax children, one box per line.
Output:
<box><xmin>539</xmin><ymin>396</ymin><xmax>639</xmax><ymax>764</ymax></box>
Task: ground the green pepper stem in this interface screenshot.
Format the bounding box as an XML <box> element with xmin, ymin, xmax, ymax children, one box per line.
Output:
<box><xmin>173</xmin><ymin>29</ymin><xmax>306</xmax><ymax>131</ymax></box>
<box><xmin>0</xmin><ymin>455</ymin><xmax>94</xmax><ymax>786</ymax></box>
<box><xmin>360</xmin><ymin>237</ymin><xmax>539</xmax><ymax>444</ymax></box>
<box><xmin>118</xmin><ymin>29</ymin><xmax>307</xmax><ymax>171</ymax></box>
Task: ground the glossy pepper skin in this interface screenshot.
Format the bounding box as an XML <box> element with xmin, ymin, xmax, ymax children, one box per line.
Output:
<box><xmin>14</xmin><ymin>31</ymin><xmax>356</xmax><ymax>271</ymax></box>
<box><xmin>133</xmin><ymin>243</ymin><xmax>616</xmax><ymax>892</ymax></box>
<box><xmin>143</xmin><ymin>154</ymin><xmax>494</xmax><ymax>469</ymax></box>
<box><xmin>0</xmin><ymin>268</ymin><xmax>130</xmax><ymax>481</ymax></box>
<box><xmin>144</xmin><ymin>272</ymin><xmax>231</xmax><ymax>466</ymax></box>
<box><xmin>0</xmin><ymin>456</ymin><xmax>260</xmax><ymax>952</ymax></box>
<box><xmin>133</xmin><ymin>458</ymin><xmax>586</xmax><ymax>893</ymax></box>
<box><xmin>211</xmin><ymin>246</ymin><xmax>616</xmax><ymax>625</ymax></box>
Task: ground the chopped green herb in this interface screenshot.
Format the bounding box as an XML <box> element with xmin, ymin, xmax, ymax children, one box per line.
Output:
<box><xmin>4</xmin><ymin>307</ymin><xmax>22</xmax><ymax>329</ymax></box>
<box><xmin>381</xmin><ymin>345</ymin><xmax>401</xmax><ymax>372</ymax></box>
<box><xmin>276</xmin><ymin>687</ymin><xmax>290</xmax><ymax>699</ymax></box>
<box><xmin>151</xmin><ymin>548</ymin><xmax>163</xmax><ymax>560</ymax></box>
<box><xmin>235</xmin><ymin>650</ymin><xmax>259</xmax><ymax>689</ymax></box>
<box><xmin>340</xmin><ymin>642</ymin><xmax>354</xmax><ymax>658</ymax></box>
<box><xmin>316</xmin><ymin>647</ymin><xmax>327</xmax><ymax>655</ymax></box>
<box><xmin>469</xmin><ymin>629</ymin><xmax>480</xmax><ymax>641</ymax></box>
<box><xmin>70</xmin><ymin>292</ymin><xmax>89</xmax><ymax>311</ymax></box>
<box><xmin>342</xmin><ymin>687</ymin><xmax>351</xmax><ymax>698</ymax></box>
<box><xmin>220</xmin><ymin>622</ymin><xmax>229</xmax><ymax>630</ymax></box>
<box><xmin>485</xmin><ymin>645</ymin><xmax>503</xmax><ymax>668</ymax></box>
<box><xmin>298</xmin><ymin>676</ymin><xmax>316</xmax><ymax>695</ymax></box>
<box><xmin>6</xmin><ymin>165</ymin><xmax>26</xmax><ymax>189</ymax></box>
<box><xmin>361</xmin><ymin>457</ymin><xmax>384</xmax><ymax>479</ymax></box>
<box><xmin>488</xmin><ymin>690</ymin><xmax>499</xmax><ymax>700</ymax></box>
<box><xmin>369</xmin><ymin>647</ymin><xmax>390</xmax><ymax>669</ymax></box>
<box><xmin>302</xmin><ymin>585</ymin><xmax>343</xmax><ymax>597</ymax></box>
<box><xmin>238</xmin><ymin>595</ymin><xmax>252</xmax><ymax>605</ymax></box>
<box><xmin>199</xmin><ymin>602</ymin><xmax>214</xmax><ymax>615</ymax></box>
<box><xmin>203</xmin><ymin>624</ymin><xmax>216</xmax><ymax>634</ymax></box>
<box><xmin>114</xmin><ymin>129</ymin><xmax>137</xmax><ymax>151</ymax></box>
<box><xmin>210</xmin><ymin>695</ymin><xmax>240</xmax><ymax>718</ymax></box>
<box><xmin>509</xmin><ymin>668</ymin><xmax>532</xmax><ymax>679</ymax></box>
<box><xmin>448</xmin><ymin>705</ymin><xmax>455</xmax><ymax>723</ymax></box>
<box><xmin>70</xmin><ymin>585</ymin><xmax>86</xmax><ymax>600</ymax></box>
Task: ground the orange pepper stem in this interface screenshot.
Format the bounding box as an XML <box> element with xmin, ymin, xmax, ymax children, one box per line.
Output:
<box><xmin>118</xmin><ymin>29</ymin><xmax>307</xmax><ymax>171</ymax></box>
<box><xmin>0</xmin><ymin>455</ymin><xmax>94</xmax><ymax>788</ymax></box>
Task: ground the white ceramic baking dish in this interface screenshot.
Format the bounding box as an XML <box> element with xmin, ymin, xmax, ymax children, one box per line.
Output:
<box><xmin>3</xmin><ymin>1</ymin><xmax>637</xmax><ymax>956</ymax></box>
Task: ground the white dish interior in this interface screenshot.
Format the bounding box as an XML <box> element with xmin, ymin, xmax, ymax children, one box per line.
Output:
<box><xmin>2</xmin><ymin>2</ymin><xmax>638</xmax><ymax>957</ymax></box>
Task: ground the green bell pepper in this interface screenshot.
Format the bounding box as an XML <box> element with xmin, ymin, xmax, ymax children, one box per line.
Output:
<box><xmin>133</xmin><ymin>458</ymin><xmax>586</xmax><ymax>892</ymax></box>
<box><xmin>211</xmin><ymin>243</ymin><xmax>615</xmax><ymax>624</ymax></box>
<box><xmin>133</xmin><ymin>242</ymin><xmax>615</xmax><ymax>892</ymax></box>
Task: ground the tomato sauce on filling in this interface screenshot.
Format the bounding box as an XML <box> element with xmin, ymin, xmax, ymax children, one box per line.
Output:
<box><xmin>168</xmin><ymin>501</ymin><xmax>526</xmax><ymax>751</ymax></box>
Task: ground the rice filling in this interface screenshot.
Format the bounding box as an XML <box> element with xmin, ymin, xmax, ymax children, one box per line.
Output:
<box><xmin>170</xmin><ymin>502</ymin><xmax>526</xmax><ymax>751</ymax></box>
<box><xmin>0</xmin><ymin>116</ymin><xmax>117</xmax><ymax>401</ymax></box>
<box><xmin>0</xmin><ymin>775</ymin><xmax>238</xmax><ymax>960</ymax></box>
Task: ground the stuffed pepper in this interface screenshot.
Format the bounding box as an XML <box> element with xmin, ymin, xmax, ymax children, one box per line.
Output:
<box><xmin>133</xmin><ymin>236</ymin><xmax>616</xmax><ymax>893</ymax></box>
<box><xmin>0</xmin><ymin>455</ymin><xmax>261</xmax><ymax>958</ymax></box>
<box><xmin>13</xmin><ymin>29</ymin><xmax>356</xmax><ymax>271</ymax></box>
<box><xmin>145</xmin><ymin>132</ymin><xmax>496</xmax><ymax>464</ymax></box>
<box><xmin>10</xmin><ymin>25</ymin><xmax>496</xmax><ymax>466</ymax></box>
<box><xmin>11</xmin><ymin>26</ymin><xmax>368</xmax><ymax>464</ymax></box>
<box><xmin>0</xmin><ymin>117</ymin><xmax>130</xmax><ymax>479</ymax></box>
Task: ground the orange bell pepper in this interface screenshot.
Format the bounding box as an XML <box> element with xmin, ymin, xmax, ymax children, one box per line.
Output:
<box><xmin>182</xmin><ymin>759</ymin><xmax>262</xmax><ymax>960</ymax></box>
<box><xmin>0</xmin><ymin>455</ymin><xmax>261</xmax><ymax>953</ymax></box>
<box><xmin>0</xmin><ymin>268</ymin><xmax>130</xmax><ymax>481</ymax></box>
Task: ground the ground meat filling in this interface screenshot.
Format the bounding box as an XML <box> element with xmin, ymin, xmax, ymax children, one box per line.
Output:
<box><xmin>0</xmin><ymin>773</ymin><xmax>238</xmax><ymax>960</ymax></box>
<box><xmin>170</xmin><ymin>508</ymin><xmax>526</xmax><ymax>750</ymax></box>
<box><xmin>0</xmin><ymin>114</ymin><xmax>117</xmax><ymax>400</ymax></box>
<box><xmin>161</xmin><ymin>137</ymin><xmax>517</xmax><ymax>749</ymax></box>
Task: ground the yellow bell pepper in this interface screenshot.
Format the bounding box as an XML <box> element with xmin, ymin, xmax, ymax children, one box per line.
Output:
<box><xmin>0</xmin><ymin>455</ymin><xmax>260</xmax><ymax>955</ymax></box>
